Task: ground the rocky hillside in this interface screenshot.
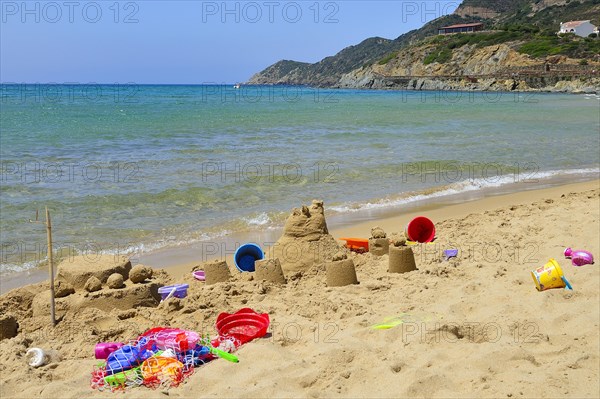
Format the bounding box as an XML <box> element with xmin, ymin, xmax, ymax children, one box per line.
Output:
<box><xmin>348</xmin><ymin>43</ymin><xmax>537</xmax><ymax>83</ymax></box>
<box><xmin>247</xmin><ymin>0</ymin><xmax>600</xmax><ymax>91</ymax></box>
<box><xmin>248</xmin><ymin>37</ymin><xmax>402</xmax><ymax>86</ymax></box>
<box><xmin>338</xmin><ymin>42</ymin><xmax>599</xmax><ymax>93</ymax></box>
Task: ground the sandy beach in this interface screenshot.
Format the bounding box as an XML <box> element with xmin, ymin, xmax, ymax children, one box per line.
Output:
<box><xmin>0</xmin><ymin>180</ymin><xmax>598</xmax><ymax>398</ymax></box>
<box><xmin>3</xmin><ymin>1</ymin><xmax>600</xmax><ymax>398</ymax></box>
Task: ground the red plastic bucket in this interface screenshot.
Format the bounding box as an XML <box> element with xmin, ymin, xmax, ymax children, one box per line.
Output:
<box><xmin>405</xmin><ymin>216</ymin><xmax>435</xmax><ymax>243</ymax></box>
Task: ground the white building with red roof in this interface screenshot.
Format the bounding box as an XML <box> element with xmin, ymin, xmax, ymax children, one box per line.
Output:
<box><xmin>558</xmin><ymin>20</ymin><xmax>598</xmax><ymax>37</ymax></box>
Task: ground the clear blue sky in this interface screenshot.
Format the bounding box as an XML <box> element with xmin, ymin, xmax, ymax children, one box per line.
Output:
<box><xmin>1</xmin><ymin>1</ymin><xmax>461</xmax><ymax>83</ymax></box>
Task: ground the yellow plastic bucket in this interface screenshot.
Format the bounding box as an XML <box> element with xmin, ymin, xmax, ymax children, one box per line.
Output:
<box><xmin>531</xmin><ymin>259</ymin><xmax>565</xmax><ymax>291</ymax></box>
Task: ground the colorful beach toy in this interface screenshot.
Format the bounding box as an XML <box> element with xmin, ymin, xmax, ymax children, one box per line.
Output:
<box><xmin>103</xmin><ymin>367</ymin><xmax>141</xmax><ymax>387</ymax></box>
<box><xmin>192</xmin><ymin>270</ymin><xmax>206</xmax><ymax>281</ymax></box>
<box><xmin>95</xmin><ymin>342</ymin><xmax>124</xmax><ymax>360</ymax></box>
<box><xmin>339</xmin><ymin>237</ymin><xmax>369</xmax><ymax>253</ymax></box>
<box><xmin>105</xmin><ymin>344</ymin><xmax>156</xmax><ymax>375</ymax></box>
<box><xmin>371</xmin><ymin>314</ymin><xmax>412</xmax><ymax>330</ymax></box>
<box><xmin>371</xmin><ymin>312</ymin><xmax>439</xmax><ymax>330</ymax></box>
<box><xmin>443</xmin><ymin>249</ymin><xmax>458</xmax><ymax>260</ymax></box>
<box><xmin>405</xmin><ymin>216</ymin><xmax>436</xmax><ymax>243</ymax></box>
<box><xmin>215</xmin><ymin>308</ymin><xmax>270</xmax><ymax>345</ymax></box>
<box><xmin>564</xmin><ymin>248</ymin><xmax>594</xmax><ymax>266</ymax></box>
<box><xmin>137</xmin><ymin>327</ymin><xmax>200</xmax><ymax>351</ymax></box>
<box><xmin>234</xmin><ymin>243</ymin><xmax>264</xmax><ymax>272</ymax></box>
<box><xmin>158</xmin><ymin>284</ymin><xmax>189</xmax><ymax>300</ymax></box>
<box><xmin>140</xmin><ymin>357</ymin><xmax>184</xmax><ymax>384</ymax></box>
<box><xmin>531</xmin><ymin>259</ymin><xmax>572</xmax><ymax>291</ymax></box>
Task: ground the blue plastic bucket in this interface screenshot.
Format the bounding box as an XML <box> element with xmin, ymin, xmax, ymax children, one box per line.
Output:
<box><xmin>234</xmin><ymin>243</ymin><xmax>264</xmax><ymax>272</ymax></box>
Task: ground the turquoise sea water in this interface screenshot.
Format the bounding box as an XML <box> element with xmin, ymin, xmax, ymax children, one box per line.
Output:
<box><xmin>1</xmin><ymin>85</ymin><xmax>599</xmax><ymax>274</ymax></box>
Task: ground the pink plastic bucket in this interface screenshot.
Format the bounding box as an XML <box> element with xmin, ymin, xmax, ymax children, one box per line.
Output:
<box><xmin>405</xmin><ymin>216</ymin><xmax>436</xmax><ymax>243</ymax></box>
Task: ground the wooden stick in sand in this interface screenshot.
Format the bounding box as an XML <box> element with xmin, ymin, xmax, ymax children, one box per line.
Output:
<box><xmin>29</xmin><ymin>208</ymin><xmax>56</xmax><ymax>326</ymax></box>
<box><xmin>45</xmin><ymin>207</ymin><xmax>56</xmax><ymax>326</ymax></box>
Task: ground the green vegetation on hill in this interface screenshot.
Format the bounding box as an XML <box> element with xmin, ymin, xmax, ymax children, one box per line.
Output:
<box><xmin>520</xmin><ymin>34</ymin><xmax>600</xmax><ymax>58</ymax></box>
<box><xmin>413</xmin><ymin>0</ymin><xmax>600</xmax><ymax>66</ymax></box>
<box><xmin>431</xmin><ymin>29</ymin><xmax>523</xmax><ymax>48</ymax></box>
<box><xmin>378</xmin><ymin>52</ymin><xmax>398</xmax><ymax>65</ymax></box>
<box><xmin>423</xmin><ymin>48</ymin><xmax>453</xmax><ymax>65</ymax></box>
<box><xmin>418</xmin><ymin>23</ymin><xmax>600</xmax><ymax>65</ymax></box>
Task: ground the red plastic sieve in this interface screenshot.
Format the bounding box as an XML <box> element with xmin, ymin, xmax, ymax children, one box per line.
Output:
<box><xmin>215</xmin><ymin>308</ymin><xmax>270</xmax><ymax>345</ymax></box>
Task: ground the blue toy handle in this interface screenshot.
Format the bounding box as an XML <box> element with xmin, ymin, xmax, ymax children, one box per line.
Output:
<box><xmin>561</xmin><ymin>276</ymin><xmax>573</xmax><ymax>290</ymax></box>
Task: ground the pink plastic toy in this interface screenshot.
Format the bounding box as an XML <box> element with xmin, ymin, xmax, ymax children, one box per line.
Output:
<box><xmin>95</xmin><ymin>342</ymin><xmax>124</xmax><ymax>359</ymax></box>
<box><xmin>564</xmin><ymin>248</ymin><xmax>594</xmax><ymax>266</ymax></box>
<box><xmin>192</xmin><ymin>270</ymin><xmax>205</xmax><ymax>281</ymax></box>
<box><xmin>137</xmin><ymin>327</ymin><xmax>200</xmax><ymax>351</ymax></box>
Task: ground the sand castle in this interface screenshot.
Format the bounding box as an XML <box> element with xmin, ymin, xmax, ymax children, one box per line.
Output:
<box><xmin>56</xmin><ymin>255</ymin><xmax>132</xmax><ymax>290</ymax></box>
<box><xmin>368</xmin><ymin>226</ymin><xmax>389</xmax><ymax>256</ymax></box>
<box><xmin>201</xmin><ymin>260</ymin><xmax>232</xmax><ymax>285</ymax></box>
<box><xmin>27</xmin><ymin>255</ymin><xmax>164</xmax><ymax>321</ymax></box>
<box><xmin>255</xmin><ymin>258</ymin><xmax>287</xmax><ymax>285</ymax></box>
<box><xmin>325</xmin><ymin>251</ymin><xmax>359</xmax><ymax>287</ymax></box>
<box><xmin>272</xmin><ymin>200</ymin><xmax>342</xmax><ymax>274</ymax></box>
<box><xmin>388</xmin><ymin>235</ymin><xmax>418</xmax><ymax>273</ymax></box>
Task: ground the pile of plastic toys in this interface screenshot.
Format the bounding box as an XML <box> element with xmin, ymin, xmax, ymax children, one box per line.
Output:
<box><xmin>90</xmin><ymin>308</ymin><xmax>270</xmax><ymax>391</ymax></box>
